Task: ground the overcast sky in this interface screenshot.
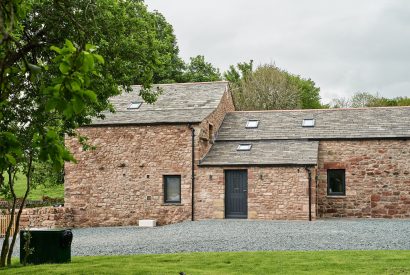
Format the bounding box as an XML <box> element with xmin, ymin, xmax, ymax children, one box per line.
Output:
<box><xmin>146</xmin><ymin>0</ymin><xmax>410</xmax><ymax>103</ymax></box>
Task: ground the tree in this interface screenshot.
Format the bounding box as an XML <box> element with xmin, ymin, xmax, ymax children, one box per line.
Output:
<box><xmin>331</xmin><ymin>97</ymin><xmax>351</xmax><ymax>108</ymax></box>
<box><xmin>24</xmin><ymin>0</ymin><xmax>183</xmax><ymax>90</ymax></box>
<box><xmin>232</xmin><ymin>64</ymin><xmax>301</xmax><ymax>110</ymax></box>
<box><xmin>331</xmin><ymin>92</ymin><xmax>410</xmax><ymax>108</ymax></box>
<box><xmin>223</xmin><ymin>60</ymin><xmax>254</xmax><ymax>84</ymax></box>
<box><xmin>287</xmin><ymin>75</ymin><xmax>322</xmax><ymax>109</ymax></box>
<box><xmin>3</xmin><ymin>0</ymin><xmax>182</xmax><ymax>188</ymax></box>
<box><xmin>225</xmin><ymin>62</ymin><xmax>323</xmax><ymax>110</ymax></box>
<box><xmin>350</xmin><ymin>92</ymin><xmax>378</xmax><ymax>108</ymax></box>
<box><xmin>0</xmin><ymin>0</ymin><xmax>162</xmax><ymax>267</ymax></box>
<box><xmin>224</xmin><ymin>60</ymin><xmax>325</xmax><ymax>110</ymax></box>
<box><xmin>367</xmin><ymin>96</ymin><xmax>410</xmax><ymax>107</ymax></box>
<box><xmin>182</xmin><ymin>55</ymin><xmax>222</xmax><ymax>82</ymax></box>
<box><xmin>0</xmin><ymin>35</ymin><xmax>110</xmax><ymax>267</ymax></box>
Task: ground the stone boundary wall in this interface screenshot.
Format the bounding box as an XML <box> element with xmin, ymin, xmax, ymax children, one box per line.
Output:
<box><xmin>20</xmin><ymin>207</ymin><xmax>73</xmax><ymax>229</ymax></box>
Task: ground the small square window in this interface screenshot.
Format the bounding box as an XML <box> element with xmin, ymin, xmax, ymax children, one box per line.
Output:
<box><xmin>327</xmin><ymin>169</ymin><xmax>345</xmax><ymax>196</ymax></box>
<box><xmin>246</xmin><ymin>120</ymin><xmax>259</xmax><ymax>128</ymax></box>
<box><xmin>127</xmin><ymin>101</ymin><xmax>142</xmax><ymax>109</ymax></box>
<box><xmin>237</xmin><ymin>144</ymin><xmax>252</xmax><ymax>151</ymax></box>
<box><xmin>302</xmin><ymin>119</ymin><xmax>315</xmax><ymax>127</ymax></box>
<box><xmin>164</xmin><ymin>175</ymin><xmax>181</xmax><ymax>203</ymax></box>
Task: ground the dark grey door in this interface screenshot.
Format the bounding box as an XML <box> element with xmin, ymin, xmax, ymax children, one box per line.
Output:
<box><xmin>225</xmin><ymin>170</ymin><xmax>248</xmax><ymax>219</ymax></box>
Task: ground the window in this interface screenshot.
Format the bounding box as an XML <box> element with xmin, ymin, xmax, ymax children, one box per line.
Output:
<box><xmin>246</xmin><ymin>120</ymin><xmax>259</xmax><ymax>128</ymax></box>
<box><xmin>302</xmin><ymin>119</ymin><xmax>315</xmax><ymax>127</ymax></box>
<box><xmin>164</xmin><ymin>175</ymin><xmax>181</xmax><ymax>203</ymax></box>
<box><xmin>327</xmin><ymin>169</ymin><xmax>345</xmax><ymax>196</ymax></box>
<box><xmin>127</xmin><ymin>101</ymin><xmax>142</xmax><ymax>109</ymax></box>
<box><xmin>237</xmin><ymin>144</ymin><xmax>252</xmax><ymax>151</ymax></box>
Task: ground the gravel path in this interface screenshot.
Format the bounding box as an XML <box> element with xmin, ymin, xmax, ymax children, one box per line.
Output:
<box><xmin>3</xmin><ymin>219</ymin><xmax>410</xmax><ymax>256</ymax></box>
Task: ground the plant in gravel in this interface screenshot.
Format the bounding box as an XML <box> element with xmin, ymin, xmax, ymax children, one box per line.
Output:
<box><xmin>21</xmin><ymin>231</ymin><xmax>34</xmax><ymax>266</ymax></box>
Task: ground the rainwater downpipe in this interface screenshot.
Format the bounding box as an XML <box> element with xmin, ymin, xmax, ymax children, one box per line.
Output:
<box><xmin>305</xmin><ymin>167</ymin><xmax>312</xmax><ymax>221</ymax></box>
<box><xmin>188</xmin><ymin>124</ymin><xmax>195</xmax><ymax>221</ymax></box>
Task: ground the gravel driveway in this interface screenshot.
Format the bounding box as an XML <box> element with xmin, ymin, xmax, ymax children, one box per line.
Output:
<box><xmin>3</xmin><ymin>219</ymin><xmax>410</xmax><ymax>256</ymax></box>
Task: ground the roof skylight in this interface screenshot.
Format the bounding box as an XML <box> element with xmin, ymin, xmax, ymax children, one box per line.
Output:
<box><xmin>237</xmin><ymin>144</ymin><xmax>252</xmax><ymax>151</ymax></box>
<box><xmin>127</xmin><ymin>101</ymin><xmax>142</xmax><ymax>110</ymax></box>
<box><xmin>302</xmin><ymin>119</ymin><xmax>315</xmax><ymax>127</ymax></box>
<box><xmin>246</xmin><ymin>120</ymin><xmax>259</xmax><ymax>128</ymax></box>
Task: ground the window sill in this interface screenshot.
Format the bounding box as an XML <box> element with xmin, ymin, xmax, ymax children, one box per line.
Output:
<box><xmin>327</xmin><ymin>195</ymin><xmax>346</xmax><ymax>198</ymax></box>
<box><xmin>161</xmin><ymin>203</ymin><xmax>184</xmax><ymax>206</ymax></box>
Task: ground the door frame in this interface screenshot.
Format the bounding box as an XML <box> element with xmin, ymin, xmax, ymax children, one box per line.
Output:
<box><xmin>224</xmin><ymin>169</ymin><xmax>248</xmax><ymax>219</ymax></box>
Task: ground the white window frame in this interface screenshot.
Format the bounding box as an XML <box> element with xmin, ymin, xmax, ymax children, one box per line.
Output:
<box><xmin>237</xmin><ymin>144</ymin><xmax>252</xmax><ymax>151</ymax></box>
<box><xmin>302</xmin><ymin>119</ymin><xmax>315</xmax><ymax>127</ymax></box>
<box><xmin>246</xmin><ymin>120</ymin><xmax>259</xmax><ymax>128</ymax></box>
<box><xmin>127</xmin><ymin>101</ymin><xmax>142</xmax><ymax>110</ymax></box>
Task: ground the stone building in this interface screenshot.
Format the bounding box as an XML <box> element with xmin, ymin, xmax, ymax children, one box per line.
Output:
<box><xmin>64</xmin><ymin>81</ymin><xmax>410</xmax><ymax>227</ymax></box>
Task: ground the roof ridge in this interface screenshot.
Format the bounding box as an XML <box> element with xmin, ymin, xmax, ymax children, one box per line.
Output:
<box><xmin>230</xmin><ymin>106</ymin><xmax>410</xmax><ymax>113</ymax></box>
<box><xmin>111</xmin><ymin>107</ymin><xmax>217</xmax><ymax>113</ymax></box>
<box><xmin>130</xmin><ymin>81</ymin><xmax>228</xmax><ymax>88</ymax></box>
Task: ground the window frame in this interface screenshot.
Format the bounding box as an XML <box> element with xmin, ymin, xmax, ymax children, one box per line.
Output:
<box><xmin>327</xmin><ymin>169</ymin><xmax>346</xmax><ymax>196</ymax></box>
<box><xmin>302</xmin><ymin>119</ymin><xmax>315</xmax><ymax>127</ymax></box>
<box><xmin>237</xmin><ymin>144</ymin><xmax>252</xmax><ymax>151</ymax></box>
<box><xmin>246</xmin><ymin>120</ymin><xmax>259</xmax><ymax>128</ymax></box>
<box><xmin>127</xmin><ymin>101</ymin><xmax>142</xmax><ymax>110</ymax></box>
<box><xmin>163</xmin><ymin>175</ymin><xmax>182</xmax><ymax>203</ymax></box>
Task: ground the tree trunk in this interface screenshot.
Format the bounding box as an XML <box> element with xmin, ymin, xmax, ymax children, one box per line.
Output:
<box><xmin>7</xmin><ymin>156</ymin><xmax>32</xmax><ymax>266</ymax></box>
<box><xmin>0</xmin><ymin>169</ymin><xmax>17</xmax><ymax>267</ymax></box>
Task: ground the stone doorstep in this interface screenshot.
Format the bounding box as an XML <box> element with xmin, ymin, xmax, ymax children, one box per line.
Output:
<box><xmin>138</xmin><ymin>219</ymin><xmax>156</xmax><ymax>227</ymax></box>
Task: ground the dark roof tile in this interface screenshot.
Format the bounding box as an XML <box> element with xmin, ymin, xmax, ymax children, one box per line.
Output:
<box><xmin>200</xmin><ymin>140</ymin><xmax>319</xmax><ymax>166</ymax></box>
<box><xmin>92</xmin><ymin>82</ymin><xmax>228</xmax><ymax>125</ymax></box>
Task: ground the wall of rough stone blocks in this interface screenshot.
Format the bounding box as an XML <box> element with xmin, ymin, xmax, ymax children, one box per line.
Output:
<box><xmin>64</xmin><ymin>90</ymin><xmax>233</xmax><ymax>227</ymax></box>
<box><xmin>20</xmin><ymin>207</ymin><xmax>73</xmax><ymax>229</ymax></box>
<box><xmin>65</xmin><ymin>125</ymin><xmax>193</xmax><ymax>226</ymax></box>
<box><xmin>198</xmin><ymin>89</ymin><xmax>235</xmax><ymax>159</ymax></box>
<box><xmin>317</xmin><ymin>140</ymin><xmax>410</xmax><ymax>218</ymax></box>
<box><xmin>195</xmin><ymin>166</ymin><xmax>315</xmax><ymax>221</ymax></box>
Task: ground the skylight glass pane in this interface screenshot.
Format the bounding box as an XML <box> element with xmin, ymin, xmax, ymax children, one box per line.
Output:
<box><xmin>127</xmin><ymin>102</ymin><xmax>142</xmax><ymax>109</ymax></box>
<box><xmin>246</xmin><ymin>120</ymin><xmax>259</xmax><ymax>128</ymax></box>
<box><xmin>237</xmin><ymin>144</ymin><xmax>252</xmax><ymax>151</ymax></box>
<box><xmin>302</xmin><ymin>119</ymin><xmax>315</xmax><ymax>127</ymax></box>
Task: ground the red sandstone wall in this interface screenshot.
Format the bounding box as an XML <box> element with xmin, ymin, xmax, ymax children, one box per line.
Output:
<box><xmin>195</xmin><ymin>166</ymin><xmax>315</xmax><ymax>220</ymax></box>
<box><xmin>317</xmin><ymin>140</ymin><xmax>410</xmax><ymax>218</ymax></box>
<box><xmin>65</xmin><ymin>125</ymin><xmax>193</xmax><ymax>226</ymax></box>
<box><xmin>64</xmin><ymin>90</ymin><xmax>233</xmax><ymax>227</ymax></box>
<box><xmin>198</xmin><ymin>89</ymin><xmax>235</xmax><ymax>159</ymax></box>
<box><xmin>20</xmin><ymin>207</ymin><xmax>73</xmax><ymax>229</ymax></box>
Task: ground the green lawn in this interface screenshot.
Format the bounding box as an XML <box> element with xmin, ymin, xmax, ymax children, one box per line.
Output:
<box><xmin>1</xmin><ymin>250</ymin><xmax>410</xmax><ymax>274</ymax></box>
<box><xmin>1</xmin><ymin>173</ymin><xmax>64</xmax><ymax>200</ymax></box>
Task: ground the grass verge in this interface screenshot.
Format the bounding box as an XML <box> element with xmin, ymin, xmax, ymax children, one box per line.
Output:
<box><xmin>0</xmin><ymin>173</ymin><xmax>64</xmax><ymax>200</ymax></box>
<box><xmin>1</xmin><ymin>250</ymin><xmax>410</xmax><ymax>274</ymax></box>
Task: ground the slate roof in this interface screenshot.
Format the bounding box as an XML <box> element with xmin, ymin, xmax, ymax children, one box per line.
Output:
<box><xmin>217</xmin><ymin>107</ymin><xmax>410</xmax><ymax>141</ymax></box>
<box><xmin>92</xmin><ymin>82</ymin><xmax>228</xmax><ymax>125</ymax></box>
<box><xmin>201</xmin><ymin>106</ymin><xmax>410</xmax><ymax>166</ymax></box>
<box><xmin>199</xmin><ymin>140</ymin><xmax>319</xmax><ymax>166</ymax></box>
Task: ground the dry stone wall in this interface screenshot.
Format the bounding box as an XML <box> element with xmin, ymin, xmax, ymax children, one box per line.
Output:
<box><xmin>20</xmin><ymin>207</ymin><xmax>73</xmax><ymax>229</ymax></box>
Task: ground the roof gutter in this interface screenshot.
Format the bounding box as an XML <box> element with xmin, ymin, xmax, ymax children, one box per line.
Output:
<box><xmin>188</xmin><ymin>124</ymin><xmax>195</xmax><ymax>221</ymax></box>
